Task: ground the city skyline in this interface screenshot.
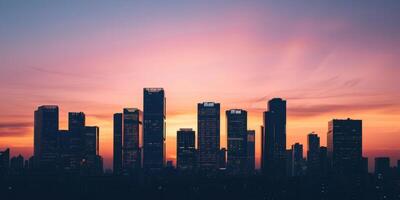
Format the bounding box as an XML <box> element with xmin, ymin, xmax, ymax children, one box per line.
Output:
<box><xmin>1</xmin><ymin>1</ymin><xmax>400</xmax><ymax>170</ymax></box>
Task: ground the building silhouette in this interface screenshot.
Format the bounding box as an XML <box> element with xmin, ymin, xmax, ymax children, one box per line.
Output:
<box><xmin>176</xmin><ymin>128</ymin><xmax>196</xmax><ymax>170</ymax></box>
<box><xmin>247</xmin><ymin>130</ymin><xmax>255</xmax><ymax>172</ymax></box>
<box><xmin>122</xmin><ymin>108</ymin><xmax>143</xmax><ymax>173</ymax></box>
<box><xmin>10</xmin><ymin>155</ymin><xmax>24</xmax><ymax>174</ymax></box>
<box><xmin>327</xmin><ymin>119</ymin><xmax>362</xmax><ymax>175</ymax></box>
<box><xmin>143</xmin><ymin>88</ymin><xmax>166</xmax><ymax>170</ymax></box>
<box><xmin>198</xmin><ymin>102</ymin><xmax>220</xmax><ymax>170</ymax></box>
<box><xmin>226</xmin><ymin>109</ymin><xmax>247</xmax><ymax>173</ymax></box>
<box><xmin>262</xmin><ymin>98</ymin><xmax>287</xmax><ymax>178</ymax></box>
<box><xmin>68</xmin><ymin>112</ymin><xmax>85</xmax><ymax>132</ymax></box>
<box><xmin>0</xmin><ymin>148</ymin><xmax>10</xmax><ymax>176</ymax></box>
<box><xmin>113</xmin><ymin>113</ymin><xmax>123</xmax><ymax>175</ymax></box>
<box><xmin>319</xmin><ymin>146</ymin><xmax>328</xmax><ymax>175</ymax></box>
<box><xmin>375</xmin><ymin>157</ymin><xmax>390</xmax><ymax>177</ymax></box>
<box><xmin>34</xmin><ymin>105</ymin><xmax>59</xmax><ymax>170</ymax></box>
<box><xmin>218</xmin><ymin>148</ymin><xmax>227</xmax><ymax>170</ymax></box>
<box><xmin>286</xmin><ymin>149</ymin><xmax>293</xmax><ymax>176</ymax></box>
<box><xmin>307</xmin><ymin>133</ymin><xmax>320</xmax><ymax>176</ymax></box>
<box><xmin>291</xmin><ymin>143</ymin><xmax>305</xmax><ymax>176</ymax></box>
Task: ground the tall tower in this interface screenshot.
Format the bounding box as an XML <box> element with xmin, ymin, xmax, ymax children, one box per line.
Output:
<box><xmin>34</xmin><ymin>105</ymin><xmax>59</xmax><ymax>170</ymax></box>
<box><xmin>113</xmin><ymin>113</ymin><xmax>123</xmax><ymax>175</ymax></box>
<box><xmin>198</xmin><ymin>102</ymin><xmax>220</xmax><ymax>169</ymax></box>
<box><xmin>262</xmin><ymin>98</ymin><xmax>287</xmax><ymax>178</ymax></box>
<box><xmin>123</xmin><ymin>108</ymin><xmax>143</xmax><ymax>172</ymax></box>
<box><xmin>226</xmin><ymin>109</ymin><xmax>248</xmax><ymax>173</ymax></box>
<box><xmin>143</xmin><ymin>88</ymin><xmax>166</xmax><ymax>170</ymax></box>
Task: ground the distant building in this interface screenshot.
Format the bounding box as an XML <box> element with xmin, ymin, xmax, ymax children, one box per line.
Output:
<box><xmin>81</xmin><ymin>126</ymin><xmax>101</xmax><ymax>174</ymax></box>
<box><xmin>327</xmin><ymin>119</ymin><xmax>362</xmax><ymax>175</ymax></box>
<box><xmin>10</xmin><ymin>155</ymin><xmax>24</xmax><ymax>174</ymax></box>
<box><xmin>68</xmin><ymin>112</ymin><xmax>85</xmax><ymax>132</ymax></box>
<box><xmin>34</xmin><ymin>105</ymin><xmax>59</xmax><ymax>170</ymax></box>
<box><xmin>319</xmin><ymin>146</ymin><xmax>328</xmax><ymax>175</ymax></box>
<box><xmin>0</xmin><ymin>148</ymin><xmax>10</xmax><ymax>176</ymax></box>
<box><xmin>307</xmin><ymin>133</ymin><xmax>320</xmax><ymax>176</ymax></box>
<box><xmin>123</xmin><ymin>108</ymin><xmax>143</xmax><ymax>173</ymax></box>
<box><xmin>292</xmin><ymin>143</ymin><xmax>305</xmax><ymax>176</ymax></box>
<box><xmin>226</xmin><ymin>109</ymin><xmax>247</xmax><ymax>173</ymax></box>
<box><xmin>247</xmin><ymin>130</ymin><xmax>256</xmax><ymax>172</ymax></box>
<box><xmin>113</xmin><ymin>113</ymin><xmax>123</xmax><ymax>175</ymax></box>
<box><xmin>198</xmin><ymin>102</ymin><xmax>220</xmax><ymax>169</ymax></box>
<box><xmin>262</xmin><ymin>98</ymin><xmax>287</xmax><ymax>178</ymax></box>
<box><xmin>218</xmin><ymin>148</ymin><xmax>227</xmax><ymax>169</ymax></box>
<box><xmin>177</xmin><ymin>128</ymin><xmax>196</xmax><ymax>170</ymax></box>
<box><xmin>286</xmin><ymin>149</ymin><xmax>293</xmax><ymax>177</ymax></box>
<box><xmin>143</xmin><ymin>88</ymin><xmax>166</xmax><ymax>170</ymax></box>
<box><xmin>375</xmin><ymin>157</ymin><xmax>390</xmax><ymax>177</ymax></box>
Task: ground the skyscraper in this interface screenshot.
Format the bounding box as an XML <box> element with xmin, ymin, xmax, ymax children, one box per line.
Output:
<box><xmin>123</xmin><ymin>108</ymin><xmax>143</xmax><ymax>172</ymax></box>
<box><xmin>198</xmin><ymin>102</ymin><xmax>220</xmax><ymax>169</ymax></box>
<box><xmin>34</xmin><ymin>105</ymin><xmax>59</xmax><ymax>170</ymax></box>
<box><xmin>0</xmin><ymin>148</ymin><xmax>10</xmax><ymax>176</ymax></box>
<box><xmin>262</xmin><ymin>98</ymin><xmax>287</xmax><ymax>178</ymax></box>
<box><xmin>247</xmin><ymin>130</ymin><xmax>256</xmax><ymax>172</ymax></box>
<box><xmin>113</xmin><ymin>113</ymin><xmax>123</xmax><ymax>175</ymax></box>
<box><xmin>291</xmin><ymin>143</ymin><xmax>305</xmax><ymax>176</ymax></box>
<box><xmin>307</xmin><ymin>133</ymin><xmax>321</xmax><ymax>176</ymax></box>
<box><xmin>176</xmin><ymin>128</ymin><xmax>196</xmax><ymax>170</ymax></box>
<box><xmin>226</xmin><ymin>109</ymin><xmax>247</xmax><ymax>173</ymax></box>
<box><xmin>327</xmin><ymin>119</ymin><xmax>362</xmax><ymax>175</ymax></box>
<box><xmin>67</xmin><ymin>112</ymin><xmax>86</xmax><ymax>172</ymax></box>
<box><xmin>143</xmin><ymin>88</ymin><xmax>166</xmax><ymax>170</ymax></box>
<box><xmin>81</xmin><ymin>126</ymin><xmax>100</xmax><ymax>173</ymax></box>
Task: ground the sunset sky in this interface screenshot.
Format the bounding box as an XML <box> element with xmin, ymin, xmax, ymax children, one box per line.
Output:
<box><xmin>1</xmin><ymin>1</ymin><xmax>400</xmax><ymax>170</ymax></box>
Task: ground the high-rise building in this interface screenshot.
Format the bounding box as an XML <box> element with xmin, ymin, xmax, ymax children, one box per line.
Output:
<box><xmin>113</xmin><ymin>113</ymin><xmax>123</xmax><ymax>175</ymax></box>
<box><xmin>0</xmin><ymin>148</ymin><xmax>10</xmax><ymax>176</ymax></box>
<box><xmin>374</xmin><ymin>157</ymin><xmax>390</xmax><ymax>177</ymax></box>
<box><xmin>123</xmin><ymin>108</ymin><xmax>143</xmax><ymax>172</ymax></box>
<box><xmin>143</xmin><ymin>88</ymin><xmax>166</xmax><ymax>169</ymax></box>
<box><xmin>81</xmin><ymin>126</ymin><xmax>100</xmax><ymax>173</ymax></box>
<box><xmin>262</xmin><ymin>98</ymin><xmax>287</xmax><ymax>178</ymax></box>
<box><xmin>176</xmin><ymin>128</ymin><xmax>196</xmax><ymax>170</ymax></box>
<box><xmin>68</xmin><ymin>112</ymin><xmax>85</xmax><ymax>132</ymax></box>
<box><xmin>327</xmin><ymin>119</ymin><xmax>362</xmax><ymax>175</ymax></box>
<box><xmin>226</xmin><ymin>109</ymin><xmax>247</xmax><ymax>173</ymax></box>
<box><xmin>34</xmin><ymin>105</ymin><xmax>59</xmax><ymax>170</ymax></box>
<box><xmin>198</xmin><ymin>102</ymin><xmax>220</xmax><ymax>169</ymax></box>
<box><xmin>247</xmin><ymin>130</ymin><xmax>256</xmax><ymax>172</ymax></box>
<box><xmin>307</xmin><ymin>133</ymin><xmax>320</xmax><ymax>176</ymax></box>
<box><xmin>292</xmin><ymin>143</ymin><xmax>304</xmax><ymax>176</ymax></box>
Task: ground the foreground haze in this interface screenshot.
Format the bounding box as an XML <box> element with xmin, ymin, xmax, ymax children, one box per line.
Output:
<box><xmin>1</xmin><ymin>1</ymin><xmax>400</xmax><ymax>170</ymax></box>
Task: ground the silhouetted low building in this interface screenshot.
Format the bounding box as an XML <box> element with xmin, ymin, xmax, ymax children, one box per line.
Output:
<box><xmin>177</xmin><ymin>128</ymin><xmax>196</xmax><ymax>170</ymax></box>
<box><xmin>0</xmin><ymin>148</ymin><xmax>10</xmax><ymax>176</ymax></box>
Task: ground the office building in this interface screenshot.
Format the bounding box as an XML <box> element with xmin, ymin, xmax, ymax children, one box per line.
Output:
<box><xmin>123</xmin><ymin>108</ymin><xmax>143</xmax><ymax>172</ymax></box>
<box><xmin>198</xmin><ymin>102</ymin><xmax>220</xmax><ymax>169</ymax></box>
<box><xmin>307</xmin><ymin>133</ymin><xmax>320</xmax><ymax>176</ymax></box>
<box><xmin>177</xmin><ymin>128</ymin><xmax>196</xmax><ymax>170</ymax></box>
<box><xmin>327</xmin><ymin>119</ymin><xmax>362</xmax><ymax>175</ymax></box>
<box><xmin>34</xmin><ymin>105</ymin><xmax>59</xmax><ymax>170</ymax></box>
<box><xmin>113</xmin><ymin>113</ymin><xmax>123</xmax><ymax>174</ymax></box>
<box><xmin>143</xmin><ymin>88</ymin><xmax>166</xmax><ymax>169</ymax></box>
<box><xmin>226</xmin><ymin>109</ymin><xmax>247</xmax><ymax>173</ymax></box>
<box><xmin>262</xmin><ymin>98</ymin><xmax>287</xmax><ymax>178</ymax></box>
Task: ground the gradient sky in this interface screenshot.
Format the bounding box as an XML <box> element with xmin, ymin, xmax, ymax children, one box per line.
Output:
<box><xmin>1</xmin><ymin>1</ymin><xmax>400</xmax><ymax>170</ymax></box>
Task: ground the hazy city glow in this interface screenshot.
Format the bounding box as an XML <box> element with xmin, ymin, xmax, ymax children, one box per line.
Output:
<box><xmin>1</xmin><ymin>1</ymin><xmax>400</xmax><ymax>170</ymax></box>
